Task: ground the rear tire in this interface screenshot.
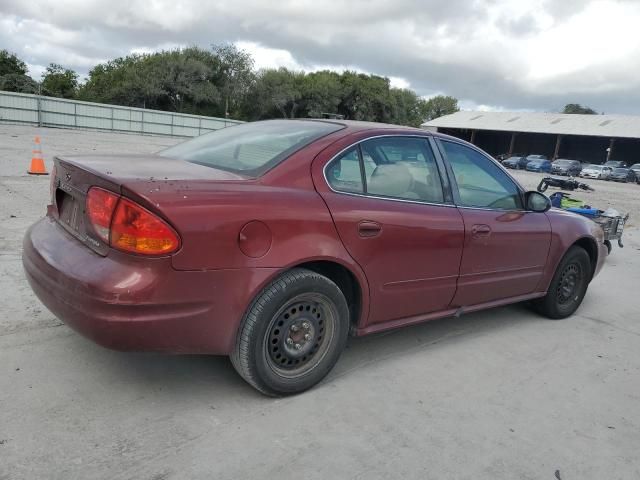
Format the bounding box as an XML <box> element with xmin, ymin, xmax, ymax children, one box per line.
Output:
<box><xmin>231</xmin><ymin>268</ymin><xmax>350</xmax><ymax>396</ymax></box>
<box><xmin>532</xmin><ymin>246</ymin><xmax>591</xmax><ymax>319</ymax></box>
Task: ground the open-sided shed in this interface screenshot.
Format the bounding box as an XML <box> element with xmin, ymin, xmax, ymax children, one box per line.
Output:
<box><xmin>422</xmin><ymin>111</ymin><xmax>640</xmax><ymax>165</ymax></box>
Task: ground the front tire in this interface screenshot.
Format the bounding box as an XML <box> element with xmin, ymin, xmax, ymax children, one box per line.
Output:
<box><xmin>231</xmin><ymin>268</ymin><xmax>350</xmax><ymax>396</ymax></box>
<box><xmin>532</xmin><ymin>246</ymin><xmax>591</xmax><ymax>319</ymax></box>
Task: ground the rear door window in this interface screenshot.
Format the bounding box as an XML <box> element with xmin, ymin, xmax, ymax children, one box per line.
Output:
<box><xmin>325</xmin><ymin>136</ymin><xmax>445</xmax><ymax>204</ymax></box>
<box><xmin>360</xmin><ymin>137</ymin><xmax>445</xmax><ymax>203</ymax></box>
<box><xmin>325</xmin><ymin>147</ymin><xmax>364</xmax><ymax>194</ymax></box>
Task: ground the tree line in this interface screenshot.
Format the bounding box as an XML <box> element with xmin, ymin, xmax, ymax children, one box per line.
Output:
<box><xmin>0</xmin><ymin>46</ymin><xmax>459</xmax><ymax>127</ymax></box>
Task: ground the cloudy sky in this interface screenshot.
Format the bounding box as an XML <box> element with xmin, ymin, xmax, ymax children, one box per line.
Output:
<box><xmin>1</xmin><ymin>0</ymin><xmax>640</xmax><ymax>113</ymax></box>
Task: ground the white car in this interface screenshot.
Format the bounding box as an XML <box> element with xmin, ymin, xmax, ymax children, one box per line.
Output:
<box><xmin>580</xmin><ymin>164</ymin><xmax>612</xmax><ymax>180</ymax></box>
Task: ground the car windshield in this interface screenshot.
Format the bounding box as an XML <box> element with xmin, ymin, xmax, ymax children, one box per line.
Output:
<box><xmin>159</xmin><ymin>120</ymin><xmax>344</xmax><ymax>177</ymax></box>
<box><xmin>554</xmin><ymin>160</ymin><xmax>571</xmax><ymax>165</ymax></box>
<box><xmin>631</xmin><ymin>164</ymin><xmax>640</xmax><ymax>169</ymax></box>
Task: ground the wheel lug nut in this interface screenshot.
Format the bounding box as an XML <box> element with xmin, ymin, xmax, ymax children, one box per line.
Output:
<box><xmin>290</xmin><ymin>325</ymin><xmax>299</xmax><ymax>332</ymax></box>
<box><xmin>286</xmin><ymin>338</ymin><xmax>294</xmax><ymax>346</ymax></box>
<box><xmin>294</xmin><ymin>343</ymin><xmax>301</xmax><ymax>350</ymax></box>
<box><xmin>304</xmin><ymin>334</ymin><xmax>311</xmax><ymax>341</ymax></box>
<box><xmin>302</xmin><ymin>322</ymin><xmax>310</xmax><ymax>330</ymax></box>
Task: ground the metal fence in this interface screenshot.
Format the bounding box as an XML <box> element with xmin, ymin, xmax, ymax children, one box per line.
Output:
<box><xmin>0</xmin><ymin>90</ymin><xmax>242</xmax><ymax>137</ymax></box>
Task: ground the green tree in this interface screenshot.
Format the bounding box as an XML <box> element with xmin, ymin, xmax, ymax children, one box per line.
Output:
<box><xmin>212</xmin><ymin>44</ymin><xmax>255</xmax><ymax>118</ymax></box>
<box><xmin>421</xmin><ymin>95</ymin><xmax>459</xmax><ymax>122</ymax></box>
<box><xmin>71</xmin><ymin>44</ymin><xmax>460</xmax><ymax>126</ymax></box>
<box><xmin>562</xmin><ymin>103</ymin><xmax>597</xmax><ymax>114</ymax></box>
<box><xmin>302</xmin><ymin>70</ymin><xmax>343</xmax><ymax>118</ymax></box>
<box><xmin>388</xmin><ymin>88</ymin><xmax>426</xmax><ymax>127</ymax></box>
<box><xmin>0</xmin><ymin>73</ymin><xmax>39</xmax><ymax>93</ymax></box>
<box><xmin>0</xmin><ymin>49</ymin><xmax>28</xmax><ymax>76</ymax></box>
<box><xmin>78</xmin><ymin>48</ymin><xmax>220</xmax><ymax>114</ymax></box>
<box><xmin>41</xmin><ymin>63</ymin><xmax>78</xmax><ymax>98</ymax></box>
<box><xmin>339</xmin><ymin>71</ymin><xmax>391</xmax><ymax>121</ymax></box>
<box><xmin>0</xmin><ymin>50</ymin><xmax>38</xmax><ymax>94</ymax></box>
<box><xmin>144</xmin><ymin>49</ymin><xmax>219</xmax><ymax>112</ymax></box>
<box><xmin>77</xmin><ymin>55</ymin><xmax>149</xmax><ymax>106</ymax></box>
<box><xmin>249</xmin><ymin>68</ymin><xmax>305</xmax><ymax>119</ymax></box>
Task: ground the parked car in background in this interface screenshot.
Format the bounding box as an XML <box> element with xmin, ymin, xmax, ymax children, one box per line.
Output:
<box><xmin>580</xmin><ymin>164</ymin><xmax>613</xmax><ymax>180</ymax></box>
<box><xmin>503</xmin><ymin>154</ymin><xmax>547</xmax><ymax>170</ymax></box>
<box><xmin>629</xmin><ymin>163</ymin><xmax>640</xmax><ymax>181</ymax></box>
<box><xmin>604</xmin><ymin>160</ymin><xmax>628</xmax><ymax>168</ymax></box>
<box><xmin>551</xmin><ymin>159</ymin><xmax>582</xmax><ymax>176</ymax></box>
<box><xmin>22</xmin><ymin>120</ymin><xmax>609</xmax><ymax>395</ymax></box>
<box><xmin>525</xmin><ymin>158</ymin><xmax>552</xmax><ymax>173</ymax></box>
<box><xmin>608</xmin><ymin>168</ymin><xmax>636</xmax><ymax>183</ymax></box>
<box><xmin>502</xmin><ymin>155</ymin><xmax>526</xmax><ymax>169</ymax></box>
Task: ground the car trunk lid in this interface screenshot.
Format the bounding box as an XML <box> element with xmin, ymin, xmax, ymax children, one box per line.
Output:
<box><xmin>50</xmin><ymin>154</ymin><xmax>248</xmax><ymax>256</ymax></box>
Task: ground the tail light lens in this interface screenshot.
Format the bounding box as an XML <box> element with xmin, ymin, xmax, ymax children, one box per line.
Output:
<box><xmin>86</xmin><ymin>187</ymin><xmax>180</xmax><ymax>256</ymax></box>
<box><xmin>86</xmin><ymin>187</ymin><xmax>119</xmax><ymax>242</ymax></box>
<box><xmin>111</xmin><ymin>198</ymin><xmax>181</xmax><ymax>255</ymax></box>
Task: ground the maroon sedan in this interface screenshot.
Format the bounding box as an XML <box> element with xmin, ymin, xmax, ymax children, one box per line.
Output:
<box><xmin>23</xmin><ymin>120</ymin><xmax>607</xmax><ymax>395</ymax></box>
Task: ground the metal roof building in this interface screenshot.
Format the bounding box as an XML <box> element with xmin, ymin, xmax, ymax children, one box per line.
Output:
<box><xmin>422</xmin><ymin>111</ymin><xmax>640</xmax><ymax>164</ymax></box>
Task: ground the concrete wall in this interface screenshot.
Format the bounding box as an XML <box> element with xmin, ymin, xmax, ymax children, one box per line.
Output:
<box><xmin>0</xmin><ymin>90</ymin><xmax>242</xmax><ymax>137</ymax></box>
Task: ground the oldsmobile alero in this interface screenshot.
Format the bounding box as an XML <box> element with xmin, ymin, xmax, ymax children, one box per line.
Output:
<box><xmin>23</xmin><ymin>120</ymin><xmax>607</xmax><ymax>395</ymax></box>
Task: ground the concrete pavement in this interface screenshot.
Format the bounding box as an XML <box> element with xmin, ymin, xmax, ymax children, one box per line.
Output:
<box><xmin>1</xmin><ymin>125</ymin><xmax>639</xmax><ymax>479</ymax></box>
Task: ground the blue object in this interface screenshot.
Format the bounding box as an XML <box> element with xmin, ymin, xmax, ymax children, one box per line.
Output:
<box><xmin>526</xmin><ymin>159</ymin><xmax>552</xmax><ymax>172</ymax></box>
<box><xmin>566</xmin><ymin>207</ymin><xmax>600</xmax><ymax>217</ymax></box>
<box><xmin>549</xmin><ymin>192</ymin><xmax>563</xmax><ymax>208</ymax></box>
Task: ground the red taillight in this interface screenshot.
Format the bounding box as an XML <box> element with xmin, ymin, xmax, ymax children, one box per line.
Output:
<box><xmin>111</xmin><ymin>198</ymin><xmax>180</xmax><ymax>255</ymax></box>
<box><xmin>85</xmin><ymin>187</ymin><xmax>180</xmax><ymax>256</ymax></box>
<box><xmin>86</xmin><ymin>187</ymin><xmax>119</xmax><ymax>242</ymax></box>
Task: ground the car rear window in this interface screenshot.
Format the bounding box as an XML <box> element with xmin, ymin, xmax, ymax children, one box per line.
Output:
<box><xmin>159</xmin><ymin>120</ymin><xmax>343</xmax><ymax>177</ymax></box>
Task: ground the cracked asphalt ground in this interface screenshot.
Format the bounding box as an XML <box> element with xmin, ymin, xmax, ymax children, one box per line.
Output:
<box><xmin>1</xmin><ymin>124</ymin><xmax>639</xmax><ymax>479</ymax></box>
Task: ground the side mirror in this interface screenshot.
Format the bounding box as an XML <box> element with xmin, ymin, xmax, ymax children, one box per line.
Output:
<box><xmin>525</xmin><ymin>191</ymin><xmax>551</xmax><ymax>212</ymax></box>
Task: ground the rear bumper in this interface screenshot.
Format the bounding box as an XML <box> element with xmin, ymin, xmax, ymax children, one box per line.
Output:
<box><xmin>23</xmin><ymin>217</ymin><xmax>278</xmax><ymax>354</ymax></box>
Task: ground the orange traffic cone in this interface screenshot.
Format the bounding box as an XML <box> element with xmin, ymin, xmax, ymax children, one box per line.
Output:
<box><xmin>28</xmin><ymin>136</ymin><xmax>48</xmax><ymax>175</ymax></box>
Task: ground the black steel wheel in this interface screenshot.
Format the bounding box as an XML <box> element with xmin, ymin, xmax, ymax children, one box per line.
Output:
<box><xmin>556</xmin><ymin>263</ymin><xmax>582</xmax><ymax>306</ymax></box>
<box><xmin>532</xmin><ymin>246</ymin><xmax>591</xmax><ymax>319</ymax></box>
<box><xmin>231</xmin><ymin>268</ymin><xmax>350</xmax><ymax>396</ymax></box>
<box><xmin>265</xmin><ymin>293</ymin><xmax>336</xmax><ymax>377</ymax></box>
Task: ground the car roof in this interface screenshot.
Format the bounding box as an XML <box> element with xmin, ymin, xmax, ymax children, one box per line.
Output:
<box><xmin>309</xmin><ymin>119</ymin><xmax>425</xmax><ymax>133</ymax></box>
<box><xmin>288</xmin><ymin>119</ymin><xmax>487</xmax><ymax>151</ymax></box>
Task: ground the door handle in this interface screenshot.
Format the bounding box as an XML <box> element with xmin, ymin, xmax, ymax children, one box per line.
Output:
<box><xmin>358</xmin><ymin>220</ymin><xmax>382</xmax><ymax>238</ymax></box>
<box><xmin>471</xmin><ymin>224</ymin><xmax>491</xmax><ymax>238</ymax></box>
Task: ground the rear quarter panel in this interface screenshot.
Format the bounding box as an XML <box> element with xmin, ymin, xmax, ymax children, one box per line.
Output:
<box><xmin>120</xmin><ymin>133</ymin><xmax>371</xmax><ymax>324</ymax></box>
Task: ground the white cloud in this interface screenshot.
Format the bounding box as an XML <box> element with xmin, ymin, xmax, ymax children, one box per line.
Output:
<box><xmin>389</xmin><ymin>77</ymin><xmax>411</xmax><ymax>89</ymax></box>
<box><xmin>1</xmin><ymin>0</ymin><xmax>640</xmax><ymax>113</ymax></box>
<box><xmin>236</xmin><ymin>41</ymin><xmax>303</xmax><ymax>71</ymax></box>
